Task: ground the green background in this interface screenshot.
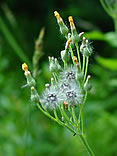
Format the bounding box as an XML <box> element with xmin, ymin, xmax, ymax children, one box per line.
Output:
<box><xmin>0</xmin><ymin>0</ymin><xmax>117</xmax><ymax>156</ymax></box>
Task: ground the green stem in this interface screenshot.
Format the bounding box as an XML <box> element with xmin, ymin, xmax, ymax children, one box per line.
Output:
<box><xmin>78</xmin><ymin>92</ymin><xmax>87</xmax><ymax>133</ymax></box>
<box><xmin>54</xmin><ymin>110</ymin><xmax>75</xmax><ymax>133</ymax></box>
<box><xmin>78</xmin><ymin>134</ymin><xmax>95</xmax><ymax>156</ymax></box>
<box><xmin>82</xmin><ymin>55</ymin><xmax>86</xmax><ymax>73</ymax></box>
<box><xmin>36</xmin><ymin>103</ymin><xmax>56</xmax><ymax>122</ymax></box>
<box><xmin>72</xmin><ymin>106</ymin><xmax>78</xmax><ymax>126</ymax></box>
<box><xmin>69</xmin><ymin>46</ymin><xmax>74</xmax><ymax>58</ymax></box>
<box><xmin>76</xmin><ymin>43</ymin><xmax>81</xmax><ymax>70</ymax></box>
<box><xmin>84</xmin><ymin>56</ymin><xmax>89</xmax><ymax>82</ymax></box>
<box><xmin>37</xmin><ymin>102</ymin><xmax>75</xmax><ymax>134</ymax></box>
<box><xmin>53</xmin><ymin>73</ymin><xmax>57</xmax><ymax>82</ymax></box>
<box><xmin>60</xmin><ymin>105</ymin><xmax>76</xmax><ymax>127</ymax></box>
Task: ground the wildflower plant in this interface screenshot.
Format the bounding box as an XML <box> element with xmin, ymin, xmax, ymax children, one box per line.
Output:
<box><xmin>22</xmin><ymin>11</ymin><xmax>95</xmax><ymax>156</ymax></box>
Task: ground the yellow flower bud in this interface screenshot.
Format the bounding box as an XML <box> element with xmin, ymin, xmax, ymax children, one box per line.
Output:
<box><xmin>68</xmin><ymin>16</ymin><xmax>75</xmax><ymax>29</ymax></box>
<box><xmin>54</xmin><ymin>11</ymin><xmax>62</xmax><ymax>22</ymax></box>
<box><xmin>22</xmin><ymin>63</ymin><xmax>28</xmax><ymax>71</ymax></box>
<box><xmin>72</xmin><ymin>56</ymin><xmax>78</xmax><ymax>64</ymax></box>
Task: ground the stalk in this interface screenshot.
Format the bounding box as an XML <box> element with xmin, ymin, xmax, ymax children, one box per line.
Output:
<box><xmin>76</xmin><ymin>43</ymin><xmax>81</xmax><ymax>70</ymax></box>
<box><xmin>84</xmin><ymin>56</ymin><xmax>89</xmax><ymax>82</ymax></box>
<box><xmin>78</xmin><ymin>134</ymin><xmax>95</xmax><ymax>156</ymax></box>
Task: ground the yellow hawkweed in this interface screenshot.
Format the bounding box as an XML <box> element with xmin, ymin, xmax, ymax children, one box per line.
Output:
<box><xmin>54</xmin><ymin>11</ymin><xmax>61</xmax><ymax>22</ymax></box>
<box><xmin>22</xmin><ymin>63</ymin><xmax>28</xmax><ymax>71</ymax></box>
<box><xmin>68</xmin><ymin>16</ymin><xmax>75</xmax><ymax>29</ymax></box>
<box><xmin>72</xmin><ymin>56</ymin><xmax>78</xmax><ymax>64</ymax></box>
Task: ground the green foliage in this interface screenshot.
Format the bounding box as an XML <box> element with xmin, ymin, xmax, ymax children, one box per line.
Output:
<box><xmin>0</xmin><ymin>0</ymin><xmax>117</xmax><ymax>156</ymax></box>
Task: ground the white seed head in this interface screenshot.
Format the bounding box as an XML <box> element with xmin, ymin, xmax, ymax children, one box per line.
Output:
<box><xmin>41</xmin><ymin>86</ymin><xmax>62</xmax><ymax>110</ymax></box>
<box><xmin>60</xmin><ymin>66</ymin><xmax>77</xmax><ymax>81</ymax></box>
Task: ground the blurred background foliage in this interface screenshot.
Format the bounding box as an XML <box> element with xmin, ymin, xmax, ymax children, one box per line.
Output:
<box><xmin>0</xmin><ymin>0</ymin><xmax>117</xmax><ymax>156</ymax></box>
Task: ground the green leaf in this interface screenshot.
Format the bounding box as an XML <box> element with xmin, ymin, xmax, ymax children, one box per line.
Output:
<box><xmin>84</xmin><ymin>31</ymin><xmax>105</xmax><ymax>40</ymax></box>
<box><xmin>96</xmin><ymin>56</ymin><xmax>117</xmax><ymax>70</ymax></box>
<box><xmin>104</xmin><ymin>32</ymin><xmax>117</xmax><ymax>47</ymax></box>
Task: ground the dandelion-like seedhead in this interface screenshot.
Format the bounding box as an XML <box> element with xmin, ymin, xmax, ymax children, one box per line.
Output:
<box><xmin>40</xmin><ymin>85</ymin><xmax>61</xmax><ymax>110</ymax></box>
<box><xmin>61</xmin><ymin>82</ymin><xmax>83</xmax><ymax>106</ymax></box>
<box><xmin>60</xmin><ymin>66</ymin><xmax>77</xmax><ymax>81</ymax></box>
<box><xmin>58</xmin><ymin>81</ymin><xmax>71</xmax><ymax>92</ymax></box>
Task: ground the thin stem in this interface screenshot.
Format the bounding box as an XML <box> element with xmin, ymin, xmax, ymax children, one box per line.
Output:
<box><xmin>78</xmin><ymin>134</ymin><xmax>95</xmax><ymax>156</ymax></box>
<box><xmin>82</xmin><ymin>55</ymin><xmax>86</xmax><ymax>73</ymax></box>
<box><xmin>53</xmin><ymin>73</ymin><xmax>57</xmax><ymax>82</ymax></box>
<box><xmin>36</xmin><ymin>103</ymin><xmax>56</xmax><ymax>122</ymax></box>
<box><xmin>60</xmin><ymin>105</ymin><xmax>76</xmax><ymax>127</ymax></box>
<box><xmin>54</xmin><ymin>110</ymin><xmax>75</xmax><ymax>133</ymax></box>
<box><xmin>78</xmin><ymin>92</ymin><xmax>87</xmax><ymax>133</ymax></box>
<box><xmin>69</xmin><ymin>46</ymin><xmax>74</xmax><ymax>58</ymax></box>
<box><xmin>81</xmin><ymin>108</ymin><xmax>84</xmax><ymax>134</ymax></box>
<box><xmin>37</xmin><ymin>102</ymin><xmax>75</xmax><ymax>133</ymax></box>
<box><xmin>72</xmin><ymin>106</ymin><xmax>78</xmax><ymax>126</ymax></box>
<box><xmin>84</xmin><ymin>56</ymin><xmax>89</xmax><ymax>82</ymax></box>
<box><xmin>76</xmin><ymin>43</ymin><xmax>81</xmax><ymax>70</ymax></box>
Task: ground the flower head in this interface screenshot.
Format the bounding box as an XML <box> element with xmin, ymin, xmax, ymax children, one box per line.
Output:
<box><xmin>41</xmin><ymin>86</ymin><xmax>62</xmax><ymax>110</ymax></box>
<box><xmin>62</xmin><ymin>82</ymin><xmax>83</xmax><ymax>106</ymax></box>
<box><xmin>60</xmin><ymin>66</ymin><xmax>77</xmax><ymax>81</ymax></box>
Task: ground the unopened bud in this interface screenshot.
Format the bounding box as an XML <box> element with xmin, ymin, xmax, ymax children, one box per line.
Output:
<box><xmin>68</xmin><ymin>16</ymin><xmax>80</xmax><ymax>44</ymax></box>
<box><xmin>22</xmin><ymin>63</ymin><xmax>36</xmax><ymax>87</ymax></box>
<box><xmin>54</xmin><ymin>11</ymin><xmax>68</xmax><ymax>37</ymax></box>
<box><xmin>84</xmin><ymin>75</ymin><xmax>92</xmax><ymax>91</ymax></box>
<box><xmin>31</xmin><ymin>87</ymin><xmax>39</xmax><ymax>103</ymax></box>
<box><xmin>80</xmin><ymin>38</ymin><xmax>93</xmax><ymax>56</ymax></box>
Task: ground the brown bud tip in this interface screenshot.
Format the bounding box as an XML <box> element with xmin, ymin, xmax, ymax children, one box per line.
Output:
<box><xmin>72</xmin><ymin>56</ymin><xmax>78</xmax><ymax>64</ymax></box>
<box><xmin>64</xmin><ymin>101</ymin><xmax>68</xmax><ymax>110</ymax></box>
<box><xmin>68</xmin><ymin>16</ymin><xmax>73</xmax><ymax>23</ymax></box>
<box><xmin>66</xmin><ymin>38</ymin><xmax>72</xmax><ymax>49</ymax></box>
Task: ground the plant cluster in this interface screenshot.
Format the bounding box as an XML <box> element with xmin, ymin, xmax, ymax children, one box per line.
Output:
<box><xmin>22</xmin><ymin>11</ymin><xmax>94</xmax><ymax>156</ymax></box>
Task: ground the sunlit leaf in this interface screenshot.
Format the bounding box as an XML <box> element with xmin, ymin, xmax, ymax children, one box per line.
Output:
<box><xmin>96</xmin><ymin>56</ymin><xmax>117</xmax><ymax>70</ymax></box>
<box><xmin>84</xmin><ymin>31</ymin><xmax>105</xmax><ymax>40</ymax></box>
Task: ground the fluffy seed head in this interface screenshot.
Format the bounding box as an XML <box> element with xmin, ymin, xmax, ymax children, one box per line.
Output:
<box><xmin>63</xmin><ymin>82</ymin><xmax>83</xmax><ymax>106</ymax></box>
<box><xmin>60</xmin><ymin>66</ymin><xmax>77</xmax><ymax>81</ymax></box>
<box><xmin>41</xmin><ymin>86</ymin><xmax>61</xmax><ymax>110</ymax></box>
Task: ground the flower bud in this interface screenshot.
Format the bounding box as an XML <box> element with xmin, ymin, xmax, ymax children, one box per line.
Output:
<box><xmin>49</xmin><ymin>56</ymin><xmax>61</xmax><ymax>72</ymax></box>
<box><xmin>54</xmin><ymin>11</ymin><xmax>69</xmax><ymax>37</ymax></box>
<box><xmin>68</xmin><ymin>16</ymin><xmax>80</xmax><ymax>44</ymax></box>
<box><xmin>31</xmin><ymin>87</ymin><xmax>40</xmax><ymax>103</ymax></box>
<box><xmin>61</xmin><ymin>49</ymin><xmax>70</xmax><ymax>63</ymax></box>
<box><xmin>26</xmin><ymin>72</ymin><xmax>36</xmax><ymax>87</ymax></box>
<box><xmin>55</xmin><ymin>58</ymin><xmax>61</xmax><ymax>70</ymax></box>
<box><xmin>84</xmin><ymin>75</ymin><xmax>92</xmax><ymax>91</ymax></box>
<box><xmin>80</xmin><ymin>37</ymin><xmax>93</xmax><ymax>56</ymax></box>
<box><xmin>22</xmin><ymin>63</ymin><xmax>36</xmax><ymax>87</ymax></box>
